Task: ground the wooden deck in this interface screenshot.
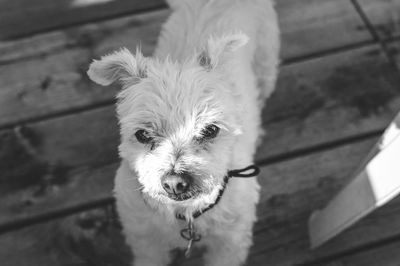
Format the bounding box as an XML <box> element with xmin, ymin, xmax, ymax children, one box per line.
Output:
<box><xmin>1</xmin><ymin>0</ymin><xmax>400</xmax><ymax>265</ymax></box>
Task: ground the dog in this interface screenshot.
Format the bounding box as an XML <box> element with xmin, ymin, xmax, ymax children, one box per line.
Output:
<box><xmin>87</xmin><ymin>0</ymin><xmax>279</xmax><ymax>265</ymax></box>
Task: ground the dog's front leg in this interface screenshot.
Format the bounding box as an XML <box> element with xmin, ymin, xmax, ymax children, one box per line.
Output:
<box><xmin>124</xmin><ymin>231</ymin><xmax>172</xmax><ymax>266</ymax></box>
<box><xmin>203</xmin><ymin>225</ymin><xmax>253</xmax><ymax>266</ymax></box>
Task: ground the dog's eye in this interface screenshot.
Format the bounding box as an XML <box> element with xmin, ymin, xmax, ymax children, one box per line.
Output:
<box><xmin>201</xmin><ymin>124</ymin><xmax>220</xmax><ymax>139</ymax></box>
<box><xmin>135</xmin><ymin>129</ymin><xmax>153</xmax><ymax>144</ymax></box>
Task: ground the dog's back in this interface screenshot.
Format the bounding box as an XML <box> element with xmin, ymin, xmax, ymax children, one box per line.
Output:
<box><xmin>156</xmin><ymin>0</ymin><xmax>280</xmax><ymax>107</ymax></box>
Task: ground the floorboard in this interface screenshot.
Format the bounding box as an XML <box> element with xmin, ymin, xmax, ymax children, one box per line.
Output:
<box><xmin>0</xmin><ymin>0</ymin><xmax>166</xmax><ymax>40</ymax></box>
<box><xmin>356</xmin><ymin>0</ymin><xmax>400</xmax><ymax>41</ymax></box>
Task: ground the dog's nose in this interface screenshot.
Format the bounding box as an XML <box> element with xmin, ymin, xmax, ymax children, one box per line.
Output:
<box><xmin>161</xmin><ymin>174</ymin><xmax>190</xmax><ymax>195</ymax></box>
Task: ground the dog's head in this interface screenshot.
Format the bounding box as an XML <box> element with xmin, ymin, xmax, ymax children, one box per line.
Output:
<box><xmin>87</xmin><ymin>33</ymin><xmax>248</xmax><ymax>207</ymax></box>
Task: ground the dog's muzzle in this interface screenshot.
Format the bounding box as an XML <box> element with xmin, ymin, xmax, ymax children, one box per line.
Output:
<box><xmin>161</xmin><ymin>172</ymin><xmax>196</xmax><ymax>201</ymax></box>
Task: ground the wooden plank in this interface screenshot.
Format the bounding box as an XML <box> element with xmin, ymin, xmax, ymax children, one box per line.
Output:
<box><xmin>0</xmin><ymin>0</ymin><xmax>371</xmax><ymax>128</ymax></box>
<box><xmin>0</xmin><ymin>163</ymin><xmax>117</xmax><ymax>230</ymax></box>
<box><xmin>0</xmin><ymin>9</ymin><xmax>168</xmax><ymax>128</ymax></box>
<box><xmin>0</xmin><ymin>209</ymin><xmax>133</xmax><ymax>266</ymax></box>
<box><xmin>320</xmin><ymin>240</ymin><xmax>400</xmax><ymax>266</ymax></box>
<box><xmin>307</xmin><ymin>197</ymin><xmax>400</xmax><ymax>266</ymax></box>
<box><xmin>356</xmin><ymin>0</ymin><xmax>400</xmax><ymax>40</ymax></box>
<box><xmin>0</xmin><ymin>0</ymin><xmax>166</xmax><ymax>40</ymax></box>
<box><xmin>258</xmin><ymin>45</ymin><xmax>400</xmax><ymax>159</ymax></box>
<box><xmin>277</xmin><ymin>0</ymin><xmax>371</xmax><ymax>60</ymax></box>
<box><xmin>0</xmin><ymin>9</ymin><xmax>169</xmax><ymax>65</ymax></box>
<box><xmin>2</xmin><ymin>44</ymin><xmax>400</xmax><ymax>222</ymax></box>
<box><xmin>5</xmin><ymin>137</ymin><xmax>400</xmax><ymax>265</ymax></box>
<box><xmin>0</xmin><ymin>106</ymin><xmax>119</xmax><ymax>191</ymax></box>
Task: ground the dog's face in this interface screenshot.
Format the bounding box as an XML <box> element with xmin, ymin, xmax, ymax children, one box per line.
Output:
<box><xmin>88</xmin><ymin>33</ymin><xmax>248</xmax><ymax>207</ymax></box>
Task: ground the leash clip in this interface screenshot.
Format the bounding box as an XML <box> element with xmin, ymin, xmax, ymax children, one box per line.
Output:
<box><xmin>180</xmin><ymin>220</ymin><xmax>201</xmax><ymax>257</ymax></box>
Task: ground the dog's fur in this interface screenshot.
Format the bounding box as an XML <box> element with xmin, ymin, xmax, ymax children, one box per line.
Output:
<box><xmin>87</xmin><ymin>0</ymin><xmax>279</xmax><ymax>265</ymax></box>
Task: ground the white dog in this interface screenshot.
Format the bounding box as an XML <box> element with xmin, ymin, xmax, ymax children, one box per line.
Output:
<box><xmin>87</xmin><ymin>0</ymin><xmax>279</xmax><ymax>265</ymax></box>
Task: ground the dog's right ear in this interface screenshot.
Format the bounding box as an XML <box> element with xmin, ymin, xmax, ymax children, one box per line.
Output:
<box><xmin>87</xmin><ymin>48</ymin><xmax>147</xmax><ymax>86</ymax></box>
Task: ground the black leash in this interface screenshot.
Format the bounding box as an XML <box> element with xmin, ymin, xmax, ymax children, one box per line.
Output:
<box><xmin>177</xmin><ymin>164</ymin><xmax>260</xmax><ymax>257</ymax></box>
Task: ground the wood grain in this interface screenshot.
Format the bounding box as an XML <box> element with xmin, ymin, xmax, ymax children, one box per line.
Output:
<box><xmin>0</xmin><ymin>9</ymin><xmax>168</xmax><ymax>128</ymax></box>
<box><xmin>277</xmin><ymin>0</ymin><xmax>370</xmax><ymax>60</ymax></box>
<box><xmin>0</xmin><ymin>209</ymin><xmax>132</xmax><ymax>266</ymax></box>
<box><xmin>320</xmin><ymin>238</ymin><xmax>400</xmax><ymax>266</ymax></box>
<box><xmin>0</xmin><ymin>106</ymin><xmax>119</xmax><ymax>192</ymax></box>
<box><xmin>0</xmin><ymin>0</ymin><xmax>166</xmax><ymax>40</ymax></box>
<box><xmin>357</xmin><ymin>0</ymin><xmax>400</xmax><ymax>40</ymax></box>
<box><xmin>259</xmin><ymin>44</ymin><xmax>400</xmax><ymax>159</ymax></box>
<box><xmin>0</xmin><ymin>162</ymin><xmax>117</xmax><ymax>229</ymax></box>
<box><xmin>0</xmin><ymin>0</ymin><xmax>371</xmax><ymax>128</ymax></box>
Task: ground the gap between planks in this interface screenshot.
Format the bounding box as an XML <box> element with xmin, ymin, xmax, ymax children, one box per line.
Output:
<box><xmin>0</xmin><ymin>98</ymin><xmax>116</xmax><ymax>131</ymax></box>
<box><xmin>295</xmin><ymin>231</ymin><xmax>400</xmax><ymax>266</ymax></box>
<box><xmin>1</xmin><ymin>3</ymin><xmax>168</xmax><ymax>41</ymax></box>
<box><xmin>349</xmin><ymin>0</ymin><xmax>400</xmax><ymax>74</ymax></box>
<box><xmin>282</xmin><ymin>39</ymin><xmax>375</xmax><ymax>65</ymax></box>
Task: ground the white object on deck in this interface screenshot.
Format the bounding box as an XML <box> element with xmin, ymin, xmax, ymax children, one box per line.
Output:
<box><xmin>309</xmin><ymin>112</ymin><xmax>400</xmax><ymax>248</ymax></box>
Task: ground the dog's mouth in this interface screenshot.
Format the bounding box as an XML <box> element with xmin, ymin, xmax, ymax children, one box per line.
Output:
<box><xmin>140</xmin><ymin>174</ymin><xmax>219</xmax><ymax>203</ymax></box>
<box><xmin>165</xmin><ymin>190</ymin><xmax>201</xmax><ymax>201</ymax></box>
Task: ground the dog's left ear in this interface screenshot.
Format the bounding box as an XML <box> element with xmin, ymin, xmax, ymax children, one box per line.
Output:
<box><xmin>198</xmin><ymin>32</ymin><xmax>249</xmax><ymax>70</ymax></box>
<box><xmin>87</xmin><ymin>48</ymin><xmax>147</xmax><ymax>86</ymax></box>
